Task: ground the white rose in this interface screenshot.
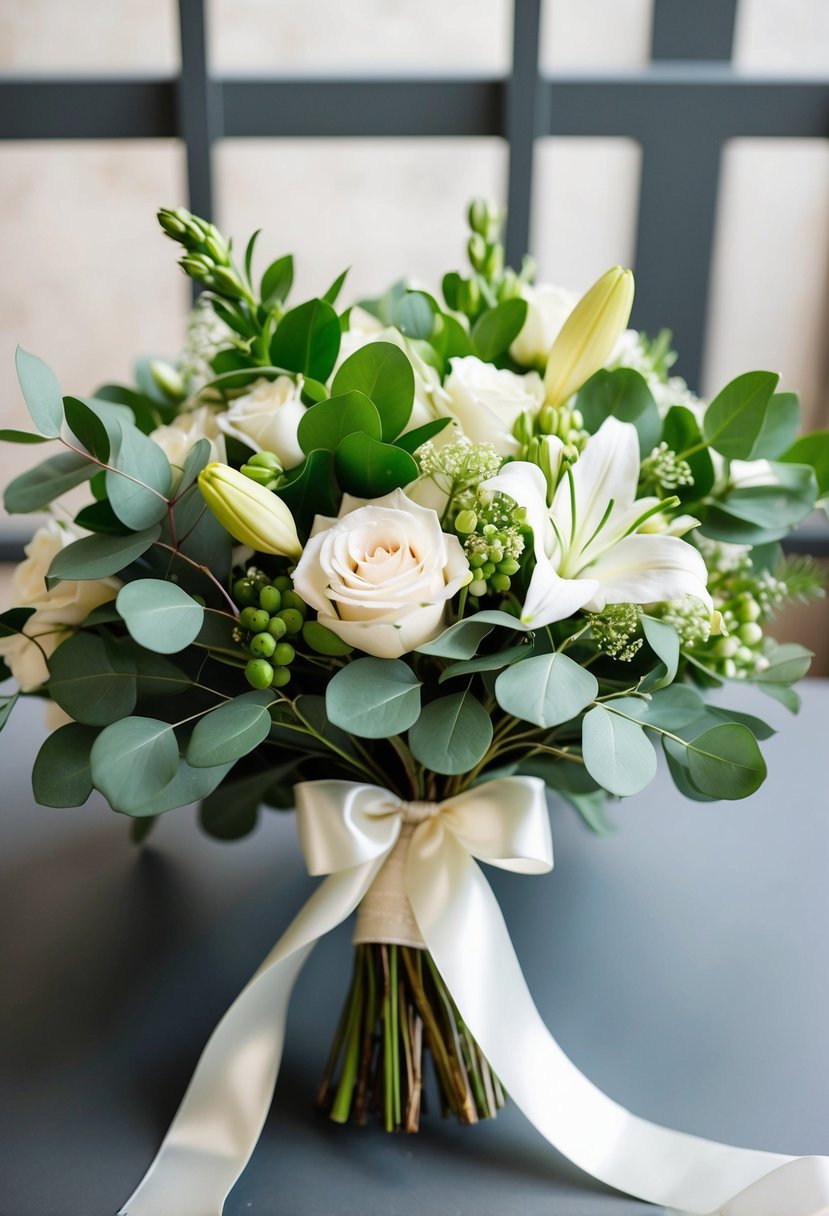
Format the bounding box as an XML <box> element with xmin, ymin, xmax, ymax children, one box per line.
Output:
<box><xmin>150</xmin><ymin>405</ymin><xmax>226</xmax><ymax>483</ymax></box>
<box><xmin>335</xmin><ymin>309</ymin><xmax>452</xmax><ymax>431</ymax></box>
<box><xmin>292</xmin><ymin>488</ymin><xmax>470</xmax><ymax>659</ymax></box>
<box><xmin>509</xmin><ymin>283</ymin><xmax>579</xmax><ymax>368</ymax></box>
<box><xmin>216</xmin><ymin>376</ymin><xmax>306</xmax><ymax>469</ymax></box>
<box><xmin>0</xmin><ymin>521</ymin><xmax>119</xmax><ymax>691</ymax></box>
<box><xmin>442</xmin><ymin>356</ymin><xmax>544</xmax><ymax>457</ymax></box>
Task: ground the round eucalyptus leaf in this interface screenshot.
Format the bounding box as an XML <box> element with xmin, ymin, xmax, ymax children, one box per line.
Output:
<box><xmin>335</xmin><ymin>432</ymin><xmax>418</xmax><ymax>498</ymax></box>
<box><xmin>187</xmin><ymin>691</ymin><xmax>274</xmax><ymax>768</ymax></box>
<box><xmin>681</xmin><ymin>723</ymin><xmax>767</xmax><ymax>800</ymax></box>
<box><xmin>15</xmin><ymin>346</ymin><xmax>64</xmax><ymax>437</ymax></box>
<box><xmin>702</xmin><ymin>370</ymin><xmax>779</xmax><ymax>460</ymax></box>
<box><xmin>46</xmin><ymin>525</ymin><xmax>160</xmax><ymax>587</ymax></box>
<box><xmin>331</xmin><ymin>341</ymin><xmax>415</xmax><ymax>440</ymax></box>
<box><xmin>495</xmin><ymin>651</ymin><xmax>598</xmax><ymax>728</ymax></box>
<box><xmin>326</xmin><ymin>657</ymin><xmax>421</xmax><ymax>739</ymax></box>
<box><xmin>297</xmin><ymin>391</ymin><xmax>382</xmax><ymax>455</ymax></box>
<box><xmin>90</xmin><ymin>716</ymin><xmax>180</xmax><ymax>812</ymax></box>
<box><xmin>48</xmin><ymin>633</ymin><xmax>137</xmax><ymax>725</ymax></box>
<box><xmin>126</xmin><ymin>758</ymin><xmax>236</xmax><ymax>818</ymax></box>
<box><xmin>32</xmin><ymin>723</ymin><xmax>99</xmax><ymax>808</ymax></box>
<box><xmin>117</xmin><ymin>579</ymin><xmax>204</xmax><ymax>654</ymax></box>
<box><xmin>408</xmin><ymin>690</ymin><xmax>492</xmax><ymax>775</ymax></box>
<box><xmin>582</xmin><ymin>704</ymin><xmax>657</xmax><ymax>797</ymax></box>
<box><xmin>105</xmin><ymin>421</ymin><xmax>172</xmax><ymax>529</ymax></box>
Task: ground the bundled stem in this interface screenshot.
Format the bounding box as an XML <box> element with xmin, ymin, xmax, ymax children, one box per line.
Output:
<box><xmin>318</xmin><ymin>944</ymin><xmax>505</xmax><ymax>1132</ymax></box>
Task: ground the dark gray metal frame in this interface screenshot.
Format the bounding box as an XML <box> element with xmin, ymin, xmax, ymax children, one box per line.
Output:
<box><xmin>1</xmin><ymin>0</ymin><xmax>827</xmax><ymax>560</ymax></box>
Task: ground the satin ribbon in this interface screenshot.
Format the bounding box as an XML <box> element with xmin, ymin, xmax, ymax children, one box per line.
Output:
<box><xmin>119</xmin><ymin>778</ymin><xmax>829</xmax><ymax>1216</ymax></box>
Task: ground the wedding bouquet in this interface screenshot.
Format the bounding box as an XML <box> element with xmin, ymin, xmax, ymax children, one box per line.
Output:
<box><xmin>2</xmin><ymin>201</ymin><xmax>827</xmax><ymax>1214</ymax></box>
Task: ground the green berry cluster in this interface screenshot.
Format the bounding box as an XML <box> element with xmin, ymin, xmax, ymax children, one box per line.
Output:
<box><xmin>233</xmin><ymin>568</ymin><xmax>305</xmax><ymax>690</ymax></box>
<box><xmin>455</xmin><ymin>492</ymin><xmax>526</xmax><ymax>599</ymax></box>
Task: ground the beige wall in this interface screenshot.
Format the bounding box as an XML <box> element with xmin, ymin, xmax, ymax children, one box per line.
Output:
<box><xmin>1</xmin><ymin>0</ymin><xmax>828</xmax><ymax>658</ymax></box>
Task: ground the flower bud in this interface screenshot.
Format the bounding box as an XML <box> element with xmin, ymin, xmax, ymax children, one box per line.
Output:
<box><xmin>454</xmin><ymin>509</ymin><xmax>477</xmax><ymax>534</ymax></box>
<box><xmin>544</xmin><ymin>266</ymin><xmax>634</xmax><ymax>409</ymax></box>
<box><xmin>468</xmin><ymin>198</ymin><xmax>502</xmax><ymax>241</ymax></box>
<box><xmin>198</xmin><ymin>462</ymin><xmax>301</xmax><ymax>557</ymax></box>
<box><xmin>456</xmin><ymin>277</ymin><xmax>481</xmax><ymax>317</ymax></box>
<box><xmin>150</xmin><ymin>359</ymin><xmax>185</xmax><ymax>402</ymax></box>
<box><xmin>528</xmin><ymin>435</ymin><xmax>563</xmax><ymax>504</ymax></box>
<box><xmin>211</xmin><ymin>264</ymin><xmax>246</xmax><ymax>298</ymax></box>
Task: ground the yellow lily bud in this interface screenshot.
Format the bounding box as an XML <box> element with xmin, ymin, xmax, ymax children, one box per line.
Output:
<box><xmin>543</xmin><ymin>266</ymin><xmax>634</xmax><ymax>409</ymax></box>
<box><xmin>198</xmin><ymin>463</ymin><xmax>302</xmax><ymax>557</ymax></box>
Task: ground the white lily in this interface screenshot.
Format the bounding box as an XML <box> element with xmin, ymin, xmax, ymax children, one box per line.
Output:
<box><xmin>482</xmin><ymin>416</ymin><xmax>711</xmax><ymax>627</ymax></box>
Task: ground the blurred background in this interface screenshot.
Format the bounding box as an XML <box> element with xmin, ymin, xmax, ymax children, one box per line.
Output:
<box><xmin>1</xmin><ymin>0</ymin><xmax>827</xmax><ymax>666</ymax></box>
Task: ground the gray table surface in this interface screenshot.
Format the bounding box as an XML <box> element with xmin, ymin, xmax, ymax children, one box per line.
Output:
<box><xmin>1</xmin><ymin>682</ymin><xmax>827</xmax><ymax>1216</ymax></box>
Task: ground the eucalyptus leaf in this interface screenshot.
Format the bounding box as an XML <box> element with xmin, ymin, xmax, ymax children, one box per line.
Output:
<box><xmin>702</xmin><ymin>370</ymin><xmax>779</xmax><ymax>460</ymax></box>
<box><xmin>781</xmin><ymin>430</ymin><xmax>829</xmax><ymax>498</ymax></box>
<box><xmin>416</xmin><ymin>610</ymin><xmax>525</xmax><ymax>660</ymax></box>
<box><xmin>577</xmin><ymin>368</ymin><xmax>660</xmax><ymax>455</ymax></box>
<box><xmin>187</xmin><ymin>691</ymin><xmax>274</xmax><ymax>768</ymax></box>
<box><xmin>408</xmin><ymin>690</ymin><xmax>492</xmax><ymax>775</ymax></box>
<box><xmin>74</xmin><ymin>499</ymin><xmax>131</xmax><ymax>536</ymax></box>
<box><xmin>754</xmin><ymin>641</ymin><xmax>813</xmax><ymax>685</ymax></box>
<box><xmin>665</xmin><ymin>724</ymin><xmax>766</xmax><ymax>800</ymax></box>
<box><xmin>471</xmin><ymin>299</ymin><xmax>528</xmax><ymax>362</ymax></box>
<box><xmin>32</xmin><ymin>723</ymin><xmax>98</xmax><ymax>808</ymax></box>
<box><xmin>46</xmin><ymin>526</ymin><xmax>160</xmax><ymax>588</ymax></box>
<box><xmin>393</xmin><ymin>292</ymin><xmax>435</xmax><ymax>341</ymax></box>
<box><xmin>331</xmin><ymin>341</ymin><xmax>415</xmax><ymax>441</ymax></box>
<box><xmin>582</xmin><ymin>704</ymin><xmax>657</xmax><ymax>797</ymax></box>
<box><xmin>271</xmin><ymin>297</ymin><xmax>340</xmax><ymax>382</ymax></box>
<box><xmin>297</xmin><ymin>391</ymin><xmax>382</xmax><ymax>454</ymax></box>
<box><xmin>48</xmin><ymin>633</ymin><xmax>137</xmax><ymax>725</ymax></box>
<box><xmin>126</xmin><ymin>757</ymin><xmax>236</xmax><ymax>817</ymax></box>
<box><xmin>117</xmin><ymin>579</ymin><xmax>204</xmax><ymax>654</ymax></box>
<box><xmin>0</xmin><ymin>607</ymin><xmax>35</xmax><ymax>638</ymax></box>
<box><xmin>176</xmin><ymin>437</ymin><xmax>213</xmax><ymax>495</ymax></box>
<box><xmin>276</xmin><ymin>449</ymin><xmax>340</xmax><ymax>538</ymax></box>
<box><xmin>4</xmin><ymin>451</ymin><xmax>95</xmax><ymax>514</ymax></box>
<box><xmin>661</xmin><ymin>406</ymin><xmax>715</xmax><ymax>499</ymax></box>
<box><xmin>604</xmin><ymin>684</ymin><xmax>705</xmax><ymax>731</ymax></box>
<box><xmin>394</xmin><ymin>417</ymin><xmax>452</xmax><ymax>454</ymax></box>
<box><xmin>495</xmin><ymin>651</ymin><xmax>598</xmax><ymax>728</ymax></box>
<box><xmin>63</xmin><ymin>396</ymin><xmax>111</xmax><ymax>461</ymax></box>
<box><xmin>326</xmin><ymin>657</ymin><xmax>421</xmax><ymax>739</ymax></box>
<box><xmin>0</xmin><ymin>429</ymin><xmax>51</xmax><ymax>444</ymax></box>
<box><xmin>640</xmin><ymin>616</ymin><xmax>680</xmax><ymax>689</ymax></box>
<box><xmin>439</xmin><ymin>638</ymin><xmax>533</xmax><ymax>683</ymax></box>
<box><xmin>91</xmin><ymin>716</ymin><xmax>180</xmax><ymax>812</ymax></box>
<box><xmin>261</xmin><ymin>255</ymin><xmax>293</xmax><ymax>307</ymax></box>
<box><xmin>335</xmin><ymin>433</ymin><xmax>418</xmax><ymax>498</ymax></box>
<box><xmin>15</xmin><ymin>346</ymin><xmax>64</xmax><ymax>437</ymax></box>
<box><xmin>106</xmin><ymin>421</ymin><xmax>172</xmax><ymax>529</ymax></box>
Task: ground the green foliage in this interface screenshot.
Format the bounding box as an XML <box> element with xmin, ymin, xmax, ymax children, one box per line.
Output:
<box><xmin>187</xmin><ymin>692</ymin><xmax>274</xmax><ymax>768</ymax></box>
<box><xmin>582</xmin><ymin>705</ymin><xmax>657</xmax><ymax>797</ymax></box>
<box><xmin>4</xmin><ymin>451</ymin><xmax>95</xmax><ymax>514</ymax></box>
<box><xmin>702</xmin><ymin>370</ymin><xmax>791</xmax><ymax>460</ymax></box>
<box><xmin>781</xmin><ymin>430</ymin><xmax>829</xmax><ymax>500</ymax></box>
<box><xmin>640</xmin><ymin>616</ymin><xmax>680</xmax><ymax>689</ymax></box>
<box><xmin>326</xmin><ymin>658</ymin><xmax>421</xmax><ymax>739</ymax></box>
<box><xmin>116</xmin><ymin>579</ymin><xmax>204</xmax><ymax>655</ymax></box>
<box><xmin>106</xmin><ymin>421</ymin><xmax>172</xmax><ymax>529</ymax></box>
<box><xmin>270</xmin><ymin>298</ymin><xmax>341</xmax><ymax>382</ymax></box>
<box><xmin>577</xmin><ymin>368</ymin><xmax>661</xmax><ymax>455</ymax></box>
<box><xmin>32</xmin><ymin>723</ymin><xmax>98</xmax><ymax>808</ymax></box>
<box><xmin>470</xmin><ymin>299</ymin><xmax>527</xmax><ymax>361</ymax></box>
<box><xmin>331</xmin><ymin>342</ymin><xmax>415</xmax><ymax>441</ymax></box>
<box><xmin>661</xmin><ymin>405</ymin><xmax>714</xmax><ymax>499</ymax></box>
<box><xmin>261</xmin><ymin>255</ymin><xmax>293</xmax><ymax>307</ymax></box>
<box><xmin>416</xmin><ymin>611</ymin><xmax>523</xmax><ymax>660</ymax></box>
<box><xmin>276</xmin><ymin>449</ymin><xmax>340</xmax><ymax>537</ymax></box>
<box><xmin>334</xmin><ymin>433</ymin><xmax>418</xmax><ymax>498</ymax></box>
<box><xmin>298</xmin><ymin>391</ymin><xmax>382</xmax><ymax>455</ymax></box>
<box><xmin>698</xmin><ymin>462</ymin><xmax>817</xmax><ymax>544</ymax></box>
<box><xmin>495</xmin><ymin>652</ymin><xmax>598</xmax><ymax>729</ymax></box>
<box><xmin>48</xmin><ymin>633</ymin><xmax>138</xmax><ymax>725</ymax></box>
<box><xmin>408</xmin><ymin>691</ymin><xmax>492</xmax><ymax>775</ymax></box>
<box><xmin>663</xmin><ymin>723</ymin><xmax>766</xmax><ymax>800</ymax></box>
<box><xmin>46</xmin><ymin>526</ymin><xmax>161</xmax><ymax>587</ymax></box>
<box><xmin>91</xmin><ymin>716</ymin><xmax>180</xmax><ymax>812</ymax></box>
<box><xmin>15</xmin><ymin>346</ymin><xmax>64</xmax><ymax>437</ymax></box>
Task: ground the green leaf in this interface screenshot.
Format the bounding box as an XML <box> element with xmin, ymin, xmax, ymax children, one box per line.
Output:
<box><xmin>63</xmin><ymin>396</ymin><xmax>110</xmax><ymax>461</ymax></box>
<box><xmin>576</xmin><ymin>368</ymin><xmax>661</xmax><ymax>455</ymax></box>
<box><xmin>15</xmin><ymin>346</ymin><xmax>64</xmax><ymax>437</ymax></box>
<box><xmin>331</xmin><ymin>342</ymin><xmax>415</xmax><ymax>440</ymax></box>
<box><xmin>48</xmin><ymin>633</ymin><xmax>137</xmax><ymax>725</ymax></box>
<box><xmin>275</xmin><ymin>448</ymin><xmax>340</xmax><ymax>539</ymax></box>
<box><xmin>641</xmin><ymin>616</ymin><xmax>680</xmax><ymax>689</ymax></box>
<box><xmin>74</xmin><ymin>500</ymin><xmax>131</xmax><ymax>536</ymax></box>
<box><xmin>117</xmin><ymin>579</ymin><xmax>204</xmax><ymax>655</ymax></box>
<box><xmin>661</xmin><ymin>406</ymin><xmax>714</xmax><ymax>499</ymax></box>
<box><xmin>757</xmin><ymin>681</ymin><xmax>801</xmax><ymax>713</ymax></box>
<box><xmin>0</xmin><ymin>607</ymin><xmax>35</xmax><ymax>638</ymax></box>
<box><xmin>323</xmin><ymin>267</ymin><xmax>349</xmax><ymax>306</ymax></box>
<box><xmin>198</xmin><ymin>765</ymin><xmax>298</xmax><ymax>840</ymax></box>
<box><xmin>128</xmin><ymin>757</ymin><xmax>235</xmax><ymax>817</ymax></box>
<box><xmin>662</xmin><ymin>737</ymin><xmax>718</xmax><ymax>803</ymax></box>
<box><xmin>416</xmin><ymin>610</ymin><xmax>524</xmax><ymax>659</ymax></box>
<box><xmin>665</xmin><ymin>724</ymin><xmax>766</xmax><ymax>800</ymax></box>
<box><xmin>395</xmin><ymin>417</ymin><xmax>452</xmax><ymax>454</ymax></box>
<box><xmin>408</xmin><ymin>690</ymin><xmax>492</xmax><ymax>775</ymax></box>
<box><xmin>176</xmin><ymin>437</ymin><xmax>213</xmax><ymax>495</ymax></box>
<box><xmin>439</xmin><ymin>638</ymin><xmax>533</xmax><ymax>683</ymax></box>
<box><xmin>495</xmin><ymin>651</ymin><xmax>598</xmax><ymax>728</ymax></box>
<box><xmin>582</xmin><ymin>704</ymin><xmax>657</xmax><ymax>797</ymax></box>
<box><xmin>0</xmin><ymin>429</ymin><xmax>51</xmax><ymax>444</ymax></box>
<box><xmin>187</xmin><ymin>691</ymin><xmax>274</xmax><ymax>768</ymax></box>
<box><xmin>106</xmin><ymin>421</ymin><xmax>172</xmax><ymax>529</ymax></box>
<box><xmin>605</xmin><ymin>684</ymin><xmax>704</xmax><ymax>731</ymax></box>
<box><xmin>560</xmin><ymin>789</ymin><xmax>614</xmax><ymax>835</ymax></box>
<box><xmin>297</xmin><ymin>391</ymin><xmax>382</xmax><ymax>455</ymax></box>
<box><xmin>0</xmin><ymin>692</ymin><xmax>19</xmax><ymax>731</ymax></box>
<box><xmin>471</xmin><ymin>299</ymin><xmax>528</xmax><ymax>362</ymax></box>
<box><xmin>702</xmin><ymin>370</ymin><xmax>779</xmax><ymax>460</ymax></box>
<box><xmin>271</xmin><ymin>297</ymin><xmax>341</xmax><ymax>382</ymax></box>
<box><xmin>32</xmin><ymin>723</ymin><xmax>98</xmax><ymax>808</ymax></box>
<box><xmin>754</xmin><ymin>640</ymin><xmax>813</xmax><ymax>685</ymax></box>
<box><xmin>751</xmin><ymin>392</ymin><xmax>801</xmax><ymax>459</ymax></box>
<box><xmin>326</xmin><ymin>657</ymin><xmax>421</xmax><ymax>739</ymax></box>
<box><xmin>46</xmin><ymin>525</ymin><xmax>160</xmax><ymax>588</ymax></box>
<box><xmin>393</xmin><ymin>292</ymin><xmax>435</xmax><ymax>341</ymax></box>
<box><xmin>4</xmin><ymin>451</ymin><xmax>95</xmax><ymax>514</ymax></box>
<box><xmin>91</xmin><ymin>716</ymin><xmax>180</xmax><ymax>812</ymax></box>
<box><xmin>335</xmin><ymin>433</ymin><xmax>418</xmax><ymax>498</ymax></box>
<box><xmin>699</xmin><ymin>462</ymin><xmax>816</xmax><ymax>544</ymax></box>
<box><xmin>781</xmin><ymin>430</ymin><xmax>829</xmax><ymax>498</ymax></box>
<box><xmin>261</xmin><ymin>255</ymin><xmax>293</xmax><ymax>307</ymax></box>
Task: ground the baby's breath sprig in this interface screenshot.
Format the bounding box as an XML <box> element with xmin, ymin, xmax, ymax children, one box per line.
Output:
<box><xmin>639</xmin><ymin>442</ymin><xmax>694</xmax><ymax>495</ymax></box>
<box><xmin>585</xmin><ymin>603</ymin><xmax>644</xmax><ymax>662</ymax></box>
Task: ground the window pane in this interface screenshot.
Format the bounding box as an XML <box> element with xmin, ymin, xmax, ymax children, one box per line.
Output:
<box><xmin>0</xmin><ymin>0</ymin><xmax>178</xmax><ymax>73</ymax></box>
<box><xmin>210</xmin><ymin>0</ymin><xmax>510</xmax><ymax>73</ymax></box>
<box><xmin>0</xmin><ymin>141</ymin><xmax>188</xmax><ymax>535</ymax></box>
<box><xmin>531</xmin><ymin>138</ymin><xmax>641</xmax><ymax>291</ymax></box>
<box><xmin>215</xmin><ymin>137</ymin><xmax>506</xmax><ymax>301</ymax></box>
<box><xmin>541</xmin><ymin>0</ymin><xmax>651</xmax><ymax>70</ymax></box>
<box><xmin>703</xmin><ymin>139</ymin><xmax>829</xmax><ymax>429</ymax></box>
<box><xmin>735</xmin><ymin>0</ymin><xmax>829</xmax><ymax>73</ymax></box>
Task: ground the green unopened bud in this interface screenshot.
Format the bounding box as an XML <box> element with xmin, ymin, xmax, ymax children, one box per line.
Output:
<box><xmin>454</xmin><ymin>509</ymin><xmax>478</xmax><ymax>534</ymax></box>
<box><xmin>199</xmin><ymin>462</ymin><xmax>301</xmax><ymax>557</ymax></box>
<box><xmin>469</xmin><ymin>578</ymin><xmax>488</xmax><ymax>598</ymax></box>
<box><xmin>544</xmin><ymin>266</ymin><xmax>634</xmax><ymax>409</ymax></box>
<box><xmin>211</xmin><ymin>265</ymin><xmax>246</xmax><ymax>299</ymax></box>
<box><xmin>180</xmin><ymin>254</ymin><xmax>214</xmax><ymax>284</ymax></box>
<box><xmin>149</xmin><ymin>359</ymin><xmax>185</xmax><ymax>402</ymax></box>
<box><xmin>468</xmin><ymin>233</ymin><xmax>488</xmax><ymax>272</ymax></box>
<box><xmin>468</xmin><ymin>198</ymin><xmax>502</xmax><ymax>241</ymax></box>
<box><xmin>246</xmin><ymin>450</ymin><xmax>283</xmax><ymax>471</ymax></box>
<box><xmin>498</xmin><ymin>268</ymin><xmax>522</xmax><ymax>302</ymax></box>
<box><xmin>512</xmin><ymin>410</ymin><xmax>534</xmax><ymax>447</ymax></box>
<box><xmin>241</xmin><ymin>462</ymin><xmax>280</xmax><ymax>489</ymax></box>
<box><xmin>736</xmin><ymin>597</ymin><xmax>761</xmax><ymax>623</ymax></box>
<box><xmin>302</xmin><ymin>619</ymin><xmax>353</xmax><ymax>656</ymax></box>
<box><xmin>204</xmin><ymin>232</ymin><xmax>229</xmax><ymax>264</ymax></box>
<box><xmin>456</xmin><ymin>277</ymin><xmax>481</xmax><ymax>317</ymax></box>
<box><xmin>158</xmin><ymin>209</ymin><xmax>188</xmax><ymax>238</ymax></box>
<box><xmin>739</xmin><ymin>622</ymin><xmax>763</xmax><ymax>646</ymax></box>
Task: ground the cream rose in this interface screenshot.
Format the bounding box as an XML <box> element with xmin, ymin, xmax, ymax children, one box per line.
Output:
<box><xmin>151</xmin><ymin>405</ymin><xmax>226</xmax><ymax>484</ymax></box>
<box><xmin>335</xmin><ymin>308</ymin><xmax>452</xmax><ymax>431</ymax></box>
<box><xmin>216</xmin><ymin>376</ymin><xmax>306</xmax><ymax>469</ymax></box>
<box><xmin>0</xmin><ymin>521</ymin><xmax>119</xmax><ymax>691</ymax></box>
<box><xmin>509</xmin><ymin>283</ymin><xmax>578</xmax><ymax>368</ymax></box>
<box><xmin>442</xmin><ymin>356</ymin><xmax>544</xmax><ymax>457</ymax></box>
<box><xmin>292</xmin><ymin>489</ymin><xmax>470</xmax><ymax>659</ymax></box>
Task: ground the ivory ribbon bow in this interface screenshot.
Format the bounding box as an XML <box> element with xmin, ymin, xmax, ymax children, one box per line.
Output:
<box><xmin>119</xmin><ymin>777</ymin><xmax>829</xmax><ymax>1216</ymax></box>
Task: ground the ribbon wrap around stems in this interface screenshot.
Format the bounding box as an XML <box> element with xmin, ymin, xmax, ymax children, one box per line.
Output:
<box><xmin>119</xmin><ymin>778</ymin><xmax>829</xmax><ymax>1216</ymax></box>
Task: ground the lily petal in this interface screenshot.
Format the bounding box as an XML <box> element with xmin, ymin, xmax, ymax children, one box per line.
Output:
<box><xmin>552</xmin><ymin>417</ymin><xmax>641</xmax><ymax>559</ymax></box>
<box><xmin>580</xmin><ymin>533</ymin><xmax>712</xmax><ymax>612</ymax></box>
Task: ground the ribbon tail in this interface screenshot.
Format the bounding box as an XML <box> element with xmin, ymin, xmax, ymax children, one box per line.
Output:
<box><xmin>118</xmin><ymin>860</ymin><xmax>381</xmax><ymax>1216</ymax></box>
<box><xmin>407</xmin><ymin>832</ymin><xmax>829</xmax><ymax>1216</ymax></box>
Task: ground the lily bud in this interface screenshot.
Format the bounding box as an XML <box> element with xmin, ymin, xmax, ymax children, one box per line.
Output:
<box><xmin>149</xmin><ymin>359</ymin><xmax>185</xmax><ymax>402</ymax></box>
<box><xmin>198</xmin><ymin>463</ymin><xmax>301</xmax><ymax>558</ymax></box>
<box><xmin>543</xmin><ymin>266</ymin><xmax>634</xmax><ymax>409</ymax></box>
<box><xmin>527</xmin><ymin>435</ymin><xmax>563</xmax><ymax>506</ymax></box>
